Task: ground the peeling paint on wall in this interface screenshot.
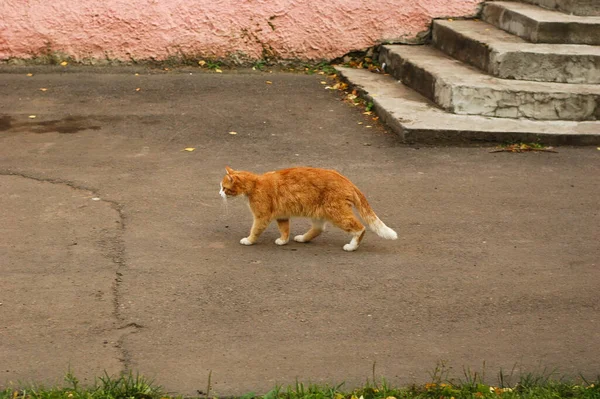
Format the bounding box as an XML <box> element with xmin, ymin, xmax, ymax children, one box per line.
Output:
<box><xmin>0</xmin><ymin>0</ymin><xmax>481</xmax><ymax>61</ymax></box>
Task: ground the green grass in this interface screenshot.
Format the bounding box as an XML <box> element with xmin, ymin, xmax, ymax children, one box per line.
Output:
<box><xmin>302</xmin><ymin>62</ymin><xmax>337</xmax><ymax>75</ymax></box>
<box><xmin>1</xmin><ymin>370</ymin><xmax>598</xmax><ymax>399</ymax></box>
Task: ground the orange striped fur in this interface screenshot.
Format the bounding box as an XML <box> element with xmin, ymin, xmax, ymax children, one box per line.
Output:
<box><xmin>219</xmin><ymin>166</ymin><xmax>397</xmax><ymax>251</ymax></box>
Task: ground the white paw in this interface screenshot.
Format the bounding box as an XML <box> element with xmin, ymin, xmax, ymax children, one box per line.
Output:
<box><xmin>294</xmin><ymin>235</ymin><xmax>306</xmax><ymax>243</ymax></box>
<box><xmin>275</xmin><ymin>238</ymin><xmax>289</xmax><ymax>246</ymax></box>
<box><xmin>240</xmin><ymin>237</ymin><xmax>254</xmax><ymax>246</ymax></box>
<box><xmin>343</xmin><ymin>243</ymin><xmax>358</xmax><ymax>252</ymax></box>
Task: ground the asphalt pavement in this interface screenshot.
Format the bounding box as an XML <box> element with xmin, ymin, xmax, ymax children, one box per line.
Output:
<box><xmin>1</xmin><ymin>66</ymin><xmax>599</xmax><ymax>396</ymax></box>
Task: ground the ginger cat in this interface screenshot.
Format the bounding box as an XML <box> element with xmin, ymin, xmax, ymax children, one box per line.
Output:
<box><xmin>219</xmin><ymin>166</ymin><xmax>397</xmax><ymax>251</ymax></box>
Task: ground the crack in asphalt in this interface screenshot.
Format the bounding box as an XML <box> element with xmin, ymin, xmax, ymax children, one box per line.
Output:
<box><xmin>0</xmin><ymin>169</ymin><xmax>141</xmax><ymax>372</ymax></box>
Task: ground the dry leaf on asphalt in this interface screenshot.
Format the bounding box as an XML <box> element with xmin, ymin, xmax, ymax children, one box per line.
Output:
<box><xmin>135</xmin><ymin>88</ymin><xmax>141</xmax><ymax>91</ymax></box>
<box><xmin>27</xmin><ymin>73</ymin><xmax>33</xmax><ymax>77</ymax></box>
<box><xmin>198</xmin><ymin>60</ymin><xmax>206</xmax><ymax>66</ymax></box>
<box><xmin>266</xmin><ymin>81</ymin><xmax>272</xmax><ymax>84</ymax></box>
<box><xmin>182</xmin><ymin>148</ymin><xmax>195</xmax><ymax>152</ymax></box>
<box><xmin>215</xmin><ymin>68</ymin><xmax>223</xmax><ymax>73</ymax></box>
<box><xmin>60</xmin><ymin>61</ymin><xmax>68</xmax><ymax>66</ymax></box>
<box><xmin>229</xmin><ymin>131</ymin><xmax>237</xmax><ymax>135</ymax></box>
<box><xmin>28</xmin><ymin>115</ymin><xmax>36</xmax><ymax>119</ymax></box>
<box><xmin>320</xmin><ymin>81</ymin><xmax>327</xmax><ymax>85</ymax></box>
<box><xmin>39</xmin><ymin>88</ymin><xmax>48</xmax><ymax>91</ymax></box>
<box><xmin>489</xmin><ymin>143</ymin><xmax>558</xmax><ymax>153</ymax></box>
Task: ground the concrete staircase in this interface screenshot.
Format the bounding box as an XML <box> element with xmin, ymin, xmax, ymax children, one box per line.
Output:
<box><xmin>336</xmin><ymin>0</ymin><xmax>600</xmax><ymax>144</ymax></box>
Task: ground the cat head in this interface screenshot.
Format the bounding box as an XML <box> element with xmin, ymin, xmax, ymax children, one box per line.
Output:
<box><xmin>219</xmin><ymin>166</ymin><xmax>245</xmax><ymax>198</ymax></box>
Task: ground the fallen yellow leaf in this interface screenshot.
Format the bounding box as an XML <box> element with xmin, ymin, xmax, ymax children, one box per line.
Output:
<box><xmin>318</xmin><ymin>71</ymin><xmax>325</xmax><ymax>75</ymax></box>
<box><xmin>229</xmin><ymin>131</ymin><xmax>237</xmax><ymax>135</ymax></box>
<box><xmin>135</xmin><ymin>88</ymin><xmax>141</xmax><ymax>91</ymax></box>
<box><xmin>26</xmin><ymin>73</ymin><xmax>33</xmax><ymax>77</ymax></box>
<box><xmin>366</xmin><ymin>125</ymin><xmax>373</xmax><ymax>128</ymax></box>
<box><xmin>198</xmin><ymin>60</ymin><xmax>206</xmax><ymax>66</ymax></box>
<box><xmin>215</xmin><ymin>68</ymin><xmax>223</xmax><ymax>73</ymax></box>
<box><xmin>164</xmin><ymin>67</ymin><xmax>169</xmax><ymax>71</ymax></box>
<box><xmin>135</xmin><ymin>73</ymin><xmax>139</xmax><ymax>76</ymax></box>
<box><xmin>29</xmin><ymin>115</ymin><xmax>36</xmax><ymax>119</ymax></box>
<box><xmin>266</xmin><ymin>81</ymin><xmax>272</xmax><ymax>84</ymax></box>
<box><xmin>182</xmin><ymin>147</ymin><xmax>195</xmax><ymax>152</ymax></box>
<box><xmin>357</xmin><ymin>122</ymin><xmax>363</xmax><ymax>125</ymax></box>
<box><xmin>320</xmin><ymin>81</ymin><xmax>327</xmax><ymax>85</ymax></box>
<box><xmin>447</xmin><ymin>18</ymin><xmax>454</xmax><ymax>21</ymax></box>
<box><xmin>39</xmin><ymin>88</ymin><xmax>48</xmax><ymax>91</ymax></box>
<box><xmin>363</xmin><ymin>111</ymin><xmax>372</xmax><ymax>115</ymax></box>
<box><xmin>60</xmin><ymin>61</ymin><xmax>68</xmax><ymax>66</ymax></box>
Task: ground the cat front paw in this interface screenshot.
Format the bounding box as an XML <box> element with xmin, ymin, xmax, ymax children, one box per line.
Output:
<box><xmin>275</xmin><ymin>238</ymin><xmax>289</xmax><ymax>246</ymax></box>
<box><xmin>240</xmin><ymin>237</ymin><xmax>254</xmax><ymax>246</ymax></box>
<box><xmin>294</xmin><ymin>235</ymin><xmax>307</xmax><ymax>243</ymax></box>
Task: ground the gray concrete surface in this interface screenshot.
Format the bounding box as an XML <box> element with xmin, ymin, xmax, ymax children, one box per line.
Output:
<box><xmin>482</xmin><ymin>1</ymin><xmax>600</xmax><ymax>45</ymax></box>
<box><xmin>519</xmin><ymin>0</ymin><xmax>600</xmax><ymax>17</ymax></box>
<box><xmin>335</xmin><ymin>67</ymin><xmax>600</xmax><ymax>144</ymax></box>
<box><xmin>432</xmin><ymin>20</ymin><xmax>600</xmax><ymax>84</ymax></box>
<box><xmin>379</xmin><ymin>45</ymin><xmax>600</xmax><ymax>121</ymax></box>
<box><xmin>1</xmin><ymin>67</ymin><xmax>600</xmax><ymax>396</ymax></box>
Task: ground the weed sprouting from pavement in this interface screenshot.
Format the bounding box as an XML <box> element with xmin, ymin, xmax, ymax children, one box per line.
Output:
<box><xmin>1</xmin><ymin>369</ymin><xmax>599</xmax><ymax>399</ymax></box>
<box><xmin>1</xmin><ymin>371</ymin><xmax>163</xmax><ymax>399</ymax></box>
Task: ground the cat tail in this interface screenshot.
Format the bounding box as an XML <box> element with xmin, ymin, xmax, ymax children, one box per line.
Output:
<box><xmin>353</xmin><ymin>188</ymin><xmax>398</xmax><ymax>240</ymax></box>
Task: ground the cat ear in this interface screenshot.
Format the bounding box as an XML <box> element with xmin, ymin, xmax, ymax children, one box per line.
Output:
<box><xmin>225</xmin><ymin>166</ymin><xmax>234</xmax><ymax>175</ymax></box>
<box><xmin>226</xmin><ymin>175</ymin><xmax>233</xmax><ymax>183</ymax></box>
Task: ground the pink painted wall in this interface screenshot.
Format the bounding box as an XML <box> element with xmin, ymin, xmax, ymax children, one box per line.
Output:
<box><xmin>0</xmin><ymin>0</ymin><xmax>481</xmax><ymax>62</ymax></box>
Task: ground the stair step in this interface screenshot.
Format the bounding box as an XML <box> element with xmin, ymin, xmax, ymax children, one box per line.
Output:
<box><xmin>334</xmin><ymin>66</ymin><xmax>600</xmax><ymax>144</ymax></box>
<box><xmin>519</xmin><ymin>0</ymin><xmax>600</xmax><ymax>16</ymax></box>
<box><xmin>482</xmin><ymin>1</ymin><xmax>600</xmax><ymax>44</ymax></box>
<box><xmin>433</xmin><ymin>19</ymin><xmax>600</xmax><ymax>83</ymax></box>
<box><xmin>379</xmin><ymin>44</ymin><xmax>600</xmax><ymax>121</ymax></box>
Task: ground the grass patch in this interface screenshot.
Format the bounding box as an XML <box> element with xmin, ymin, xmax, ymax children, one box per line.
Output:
<box><xmin>0</xmin><ymin>371</ymin><xmax>161</xmax><ymax>399</ymax></box>
<box><xmin>1</xmin><ymin>368</ymin><xmax>599</xmax><ymax>399</ymax></box>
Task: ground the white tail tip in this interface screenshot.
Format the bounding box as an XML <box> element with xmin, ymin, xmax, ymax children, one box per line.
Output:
<box><xmin>370</xmin><ymin>218</ymin><xmax>398</xmax><ymax>240</ymax></box>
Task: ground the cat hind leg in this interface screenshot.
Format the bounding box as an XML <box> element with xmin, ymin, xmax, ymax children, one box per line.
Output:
<box><xmin>343</xmin><ymin>229</ymin><xmax>366</xmax><ymax>252</ymax></box>
<box><xmin>330</xmin><ymin>212</ymin><xmax>366</xmax><ymax>252</ymax></box>
<box><xmin>294</xmin><ymin>219</ymin><xmax>326</xmax><ymax>243</ymax></box>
